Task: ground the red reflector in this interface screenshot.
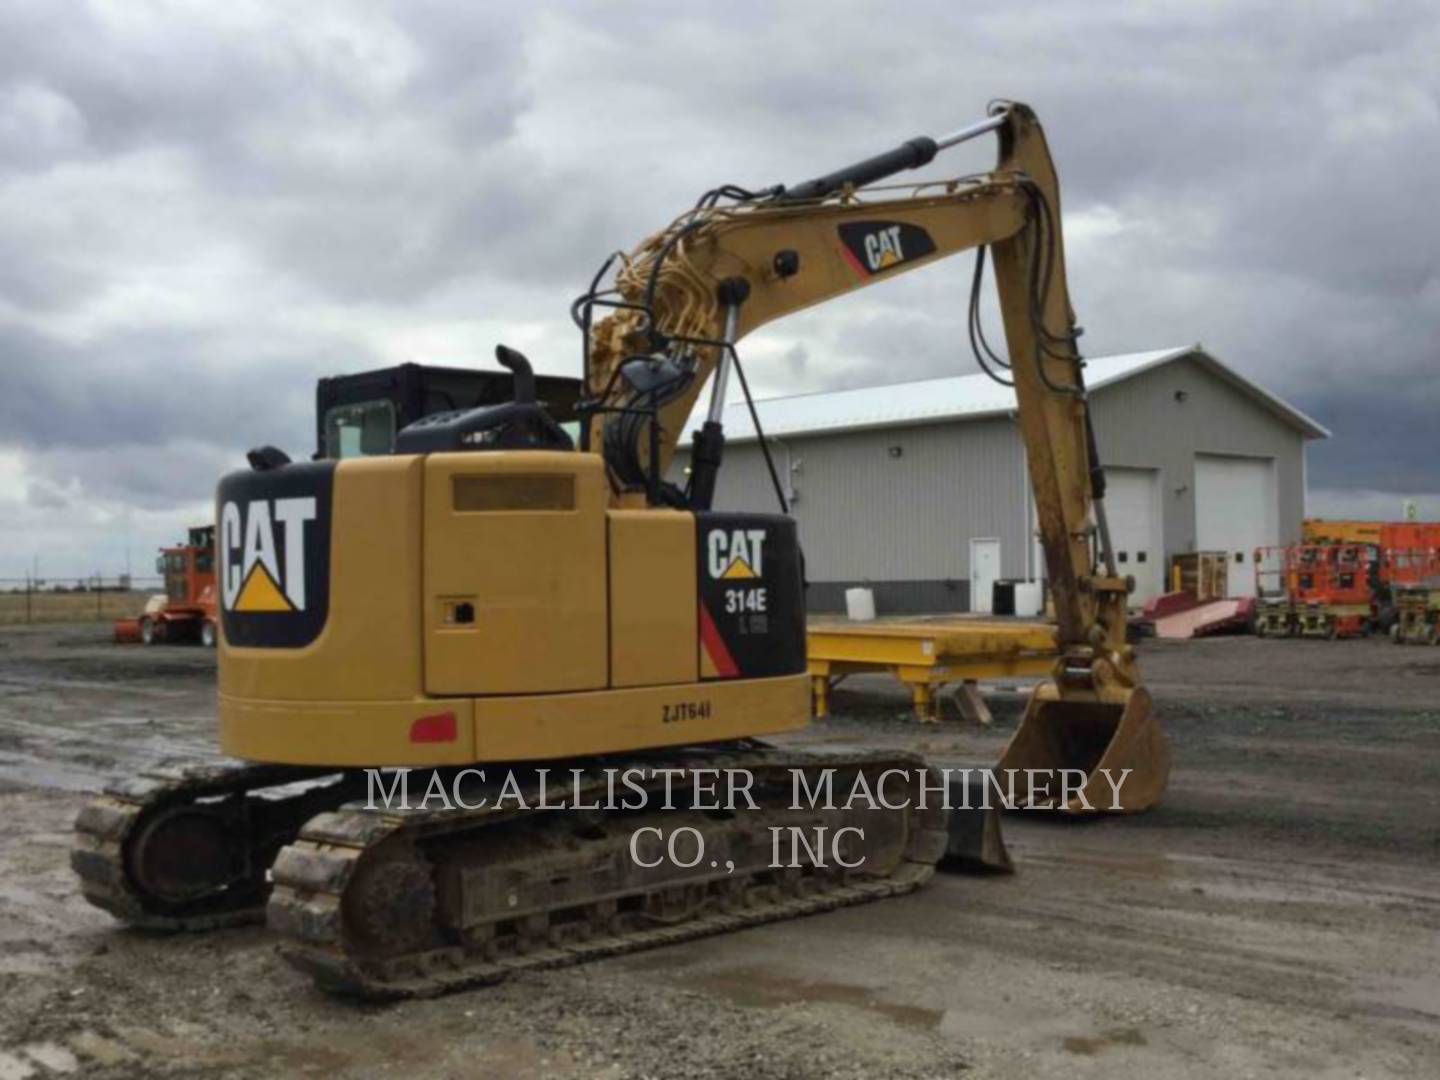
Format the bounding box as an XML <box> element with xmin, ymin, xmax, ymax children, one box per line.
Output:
<box><xmin>409</xmin><ymin>711</ymin><xmax>457</xmax><ymax>743</ymax></box>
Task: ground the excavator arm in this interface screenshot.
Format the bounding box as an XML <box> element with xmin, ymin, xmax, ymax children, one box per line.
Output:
<box><xmin>578</xmin><ymin>102</ymin><xmax>1169</xmax><ymax>812</ymax></box>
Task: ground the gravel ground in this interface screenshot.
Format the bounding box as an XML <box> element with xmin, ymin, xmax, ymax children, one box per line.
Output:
<box><xmin>0</xmin><ymin>623</ymin><xmax>1437</xmax><ymax>1078</ymax></box>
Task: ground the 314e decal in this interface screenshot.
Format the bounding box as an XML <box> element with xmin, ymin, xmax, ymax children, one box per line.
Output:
<box><xmin>696</xmin><ymin>513</ymin><xmax>805</xmax><ymax>681</ymax></box>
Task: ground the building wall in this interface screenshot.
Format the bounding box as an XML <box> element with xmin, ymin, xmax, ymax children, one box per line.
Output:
<box><xmin>671</xmin><ymin>416</ymin><xmax>1027</xmax><ymax>612</ymax></box>
<box><xmin>1088</xmin><ymin>355</ymin><xmax>1306</xmax><ymax>555</ymax></box>
<box><xmin>672</xmin><ymin>353</ymin><xmax>1309</xmax><ymax>613</ymax></box>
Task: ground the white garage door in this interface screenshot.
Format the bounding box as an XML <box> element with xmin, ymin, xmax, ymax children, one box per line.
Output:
<box><xmin>1103</xmin><ymin>467</ymin><xmax>1163</xmax><ymax>607</ymax></box>
<box><xmin>1194</xmin><ymin>454</ymin><xmax>1277</xmax><ymax>598</ymax></box>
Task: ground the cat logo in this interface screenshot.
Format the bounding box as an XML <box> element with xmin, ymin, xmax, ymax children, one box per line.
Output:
<box><xmin>707</xmin><ymin>528</ymin><xmax>766</xmax><ymax>580</ymax></box>
<box><xmin>219</xmin><ymin>497</ymin><xmax>317</xmax><ymax>612</ymax></box>
<box><xmin>862</xmin><ymin>225</ymin><xmax>906</xmax><ymax>270</ymax></box>
<box><xmin>837</xmin><ymin>220</ymin><xmax>937</xmax><ymax>278</ymax></box>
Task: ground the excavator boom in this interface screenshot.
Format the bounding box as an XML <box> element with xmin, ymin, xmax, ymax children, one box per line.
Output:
<box><xmin>581</xmin><ymin>102</ymin><xmax>1169</xmax><ymax>812</ymax></box>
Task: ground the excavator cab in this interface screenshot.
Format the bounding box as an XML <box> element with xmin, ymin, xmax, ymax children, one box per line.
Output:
<box><xmin>314</xmin><ymin>359</ymin><xmax>582</xmax><ymax>460</ymax></box>
<box><xmin>389</xmin><ymin>347</ymin><xmax>575</xmax><ymax>454</ymax></box>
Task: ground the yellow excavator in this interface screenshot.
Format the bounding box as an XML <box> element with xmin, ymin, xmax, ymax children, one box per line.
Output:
<box><xmin>73</xmin><ymin>101</ymin><xmax>1168</xmax><ymax>998</ymax></box>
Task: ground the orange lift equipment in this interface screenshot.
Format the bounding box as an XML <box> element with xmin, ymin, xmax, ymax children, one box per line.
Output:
<box><xmin>1293</xmin><ymin>543</ymin><xmax>1377</xmax><ymax>639</ymax></box>
<box><xmin>113</xmin><ymin>526</ymin><xmax>219</xmax><ymax>647</ymax></box>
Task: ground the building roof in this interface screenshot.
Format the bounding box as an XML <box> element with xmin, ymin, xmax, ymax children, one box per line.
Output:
<box><xmin>688</xmin><ymin>345</ymin><xmax>1330</xmax><ymax>444</ymax></box>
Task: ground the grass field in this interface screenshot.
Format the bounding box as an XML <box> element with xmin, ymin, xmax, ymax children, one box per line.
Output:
<box><xmin>0</xmin><ymin>591</ymin><xmax>153</xmax><ymax>626</ymax></box>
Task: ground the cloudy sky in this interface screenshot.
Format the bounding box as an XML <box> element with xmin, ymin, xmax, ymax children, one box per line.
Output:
<box><xmin>2</xmin><ymin>1</ymin><xmax>1437</xmax><ymax>579</ymax></box>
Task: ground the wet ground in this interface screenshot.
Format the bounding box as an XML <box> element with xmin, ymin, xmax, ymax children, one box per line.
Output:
<box><xmin>0</xmin><ymin>623</ymin><xmax>1437</xmax><ymax>1078</ymax></box>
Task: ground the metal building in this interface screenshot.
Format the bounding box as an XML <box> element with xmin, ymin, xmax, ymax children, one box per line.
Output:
<box><xmin>671</xmin><ymin>346</ymin><xmax>1329</xmax><ymax>613</ymax></box>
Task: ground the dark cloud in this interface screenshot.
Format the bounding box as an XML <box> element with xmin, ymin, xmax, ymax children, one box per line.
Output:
<box><xmin>0</xmin><ymin>323</ymin><xmax>372</xmax><ymax>459</ymax></box>
<box><xmin>25</xmin><ymin>440</ymin><xmax>239</xmax><ymax>513</ymax></box>
<box><xmin>1295</xmin><ymin>390</ymin><xmax>1440</xmax><ymax>493</ymax></box>
<box><xmin>0</xmin><ymin>1</ymin><xmax>1437</xmax><ymax>574</ymax></box>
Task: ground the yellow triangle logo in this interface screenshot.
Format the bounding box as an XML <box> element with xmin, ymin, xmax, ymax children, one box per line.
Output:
<box><xmin>234</xmin><ymin>562</ymin><xmax>294</xmax><ymax>612</ymax></box>
<box><xmin>877</xmin><ymin>249</ymin><xmax>899</xmax><ymax>267</ymax></box>
<box><xmin>721</xmin><ymin>556</ymin><xmax>757</xmax><ymax>580</ymax></box>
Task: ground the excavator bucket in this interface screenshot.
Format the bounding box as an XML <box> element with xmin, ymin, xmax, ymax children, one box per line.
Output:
<box><xmin>996</xmin><ymin>685</ymin><xmax>1169</xmax><ymax>813</ymax></box>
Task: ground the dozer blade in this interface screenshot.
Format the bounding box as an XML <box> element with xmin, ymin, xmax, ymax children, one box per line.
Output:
<box><xmin>996</xmin><ymin>684</ymin><xmax>1169</xmax><ymax>813</ymax></box>
<box><xmin>940</xmin><ymin>801</ymin><xmax>1013</xmax><ymax>873</ymax></box>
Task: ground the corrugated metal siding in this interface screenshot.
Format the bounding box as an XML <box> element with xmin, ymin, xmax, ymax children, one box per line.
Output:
<box><xmin>807</xmin><ymin>579</ymin><xmax>971</xmax><ymax>614</ymax></box>
<box><xmin>671</xmin><ymin>353</ymin><xmax>1308</xmax><ymax>612</ymax></box>
<box><xmin>670</xmin><ymin>416</ymin><xmax>1026</xmax><ymax>583</ymax></box>
<box><xmin>1089</xmin><ymin>356</ymin><xmax>1305</xmax><ymax>553</ymax></box>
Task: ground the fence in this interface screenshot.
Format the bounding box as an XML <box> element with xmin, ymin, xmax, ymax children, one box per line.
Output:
<box><xmin>0</xmin><ymin>576</ymin><xmax>165</xmax><ymax>626</ymax></box>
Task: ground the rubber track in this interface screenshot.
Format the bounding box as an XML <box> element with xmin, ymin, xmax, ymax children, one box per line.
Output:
<box><xmin>270</xmin><ymin>746</ymin><xmax>948</xmax><ymax>999</ymax></box>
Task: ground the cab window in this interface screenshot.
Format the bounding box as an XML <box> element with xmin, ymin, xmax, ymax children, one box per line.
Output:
<box><xmin>324</xmin><ymin>400</ymin><xmax>397</xmax><ymax>459</ymax></box>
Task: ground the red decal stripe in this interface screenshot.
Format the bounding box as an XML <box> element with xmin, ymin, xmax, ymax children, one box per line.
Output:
<box><xmin>698</xmin><ymin>604</ymin><xmax>740</xmax><ymax>678</ymax></box>
<box><xmin>410</xmin><ymin>711</ymin><xmax>458</xmax><ymax>743</ymax></box>
<box><xmin>838</xmin><ymin>242</ymin><xmax>870</xmax><ymax>278</ymax></box>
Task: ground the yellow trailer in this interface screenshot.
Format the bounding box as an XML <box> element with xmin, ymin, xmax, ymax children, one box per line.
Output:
<box><xmin>807</xmin><ymin>615</ymin><xmax>1059</xmax><ymax>722</ymax></box>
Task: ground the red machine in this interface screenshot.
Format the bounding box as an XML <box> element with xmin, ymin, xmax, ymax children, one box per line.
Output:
<box><xmin>113</xmin><ymin>526</ymin><xmax>218</xmax><ymax>646</ymax></box>
<box><xmin>1293</xmin><ymin>543</ymin><xmax>1376</xmax><ymax>639</ymax></box>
